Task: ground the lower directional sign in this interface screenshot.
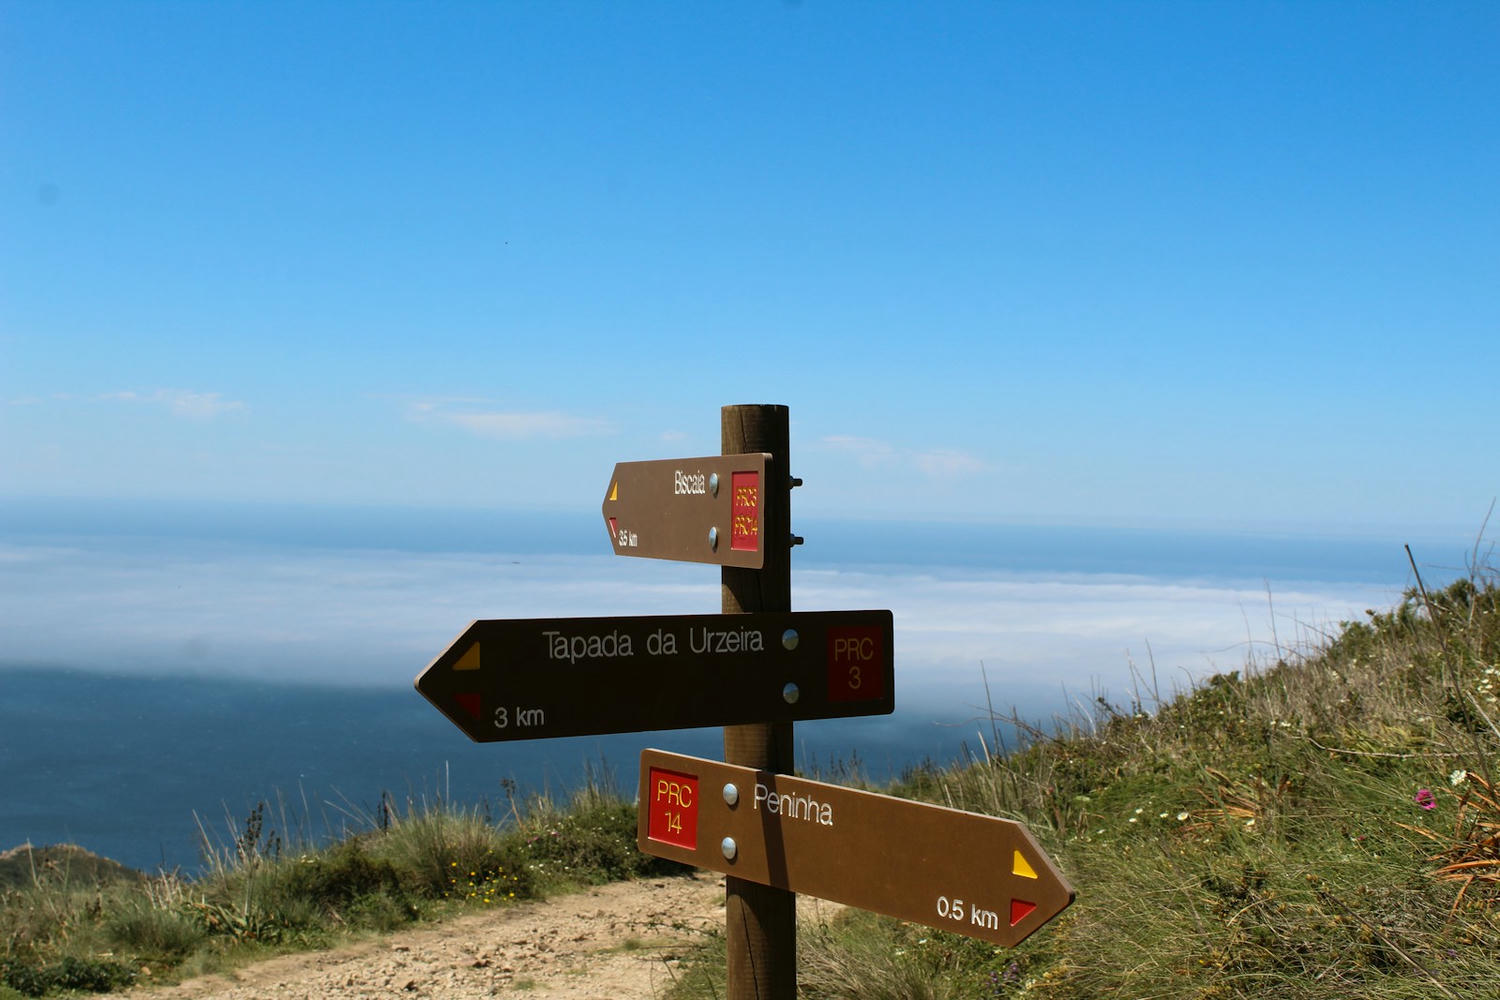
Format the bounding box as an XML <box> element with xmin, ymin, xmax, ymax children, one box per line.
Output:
<box><xmin>636</xmin><ymin>749</ymin><xmax>1075</xmax><ymax>948</ymax></box>
<box><xmin>415</xmin><ymin>611</ymin><xmax>893</xmax><ymax>742</ymax></box>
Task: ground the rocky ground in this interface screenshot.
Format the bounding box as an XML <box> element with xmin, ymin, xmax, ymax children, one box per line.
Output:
<box><xmin>105</xmin><ymin>871</ymin><xmax>729</xmax><ymax>1000</ymax></box>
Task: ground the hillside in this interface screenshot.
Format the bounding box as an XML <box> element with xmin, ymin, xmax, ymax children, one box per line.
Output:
<box><xmin>662</xmin><ymin>568</ymin><xmax>1500</xmax><ymax>998</ymax></box>
<box><xmin>0</xmin><ymin>790</ymin><xmax>686</xmax><ymax>997</ymax></box>
<box><xmin>0</xmin><ymin>845</ymin><xmax>143</xmax><ymax>892</ymax></box>
<box><xmin>4</xmin><ymin>569</ymin><xmax>1497</xmax><ymax>999</ymax></box>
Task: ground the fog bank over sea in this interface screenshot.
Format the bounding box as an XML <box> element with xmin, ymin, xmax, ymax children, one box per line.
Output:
<box><xmin>1</xmin><ymin>498</ymin><xmax>1440</xmax><ymax>694</ymax></box>
<box><xmin>1</xmin><ymin>498</ymin><xmax>1466</xmax><ymax>871</ymax></box>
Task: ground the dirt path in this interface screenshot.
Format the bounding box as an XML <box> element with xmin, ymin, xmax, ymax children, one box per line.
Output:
<box><xmin>112</xmin><ymin>872</ymin><xmax>729</xmax><ymax>1000</ymax></box>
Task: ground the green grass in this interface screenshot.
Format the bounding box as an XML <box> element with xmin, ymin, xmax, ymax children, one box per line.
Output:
<box><xmin>660</xmin><ymin>561</ymin><xmax>1500</xmax><ymax>998</ymax></box>
<box><xmin>0</xmin><ymin>772</ymin><xmax>686</xmax><ymax>997</ymax></box>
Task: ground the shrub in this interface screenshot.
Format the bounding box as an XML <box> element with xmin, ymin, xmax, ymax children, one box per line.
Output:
<box><xmin>105</xmin><ymin>896</ymin><xmax>207</xmax><ymax>960</ymax></box>
<box><xmin>373</xmin><ymin>806</ymin><xmax>534</xmax><ymax>901</ymax></box>
<box><xmin>0</xmin><ymin>956</ymin><xmax>135</xmax><ymax>997</ymax></box>
<box><xmin>517</xmin><ymin>800</ymin><xmax>686</xmax><ymax>884</ymax></box>
<box><xmin>269</xmin><ymin>841</ymin><xmax>411</xmax><ymax>915</ymax></box>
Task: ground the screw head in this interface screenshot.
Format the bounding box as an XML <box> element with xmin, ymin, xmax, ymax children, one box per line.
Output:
<box><xmin>721</xmin><ymin>837</ymin><xmax>737</xmax><ymax>861</ymax></box>
<box><xmin>708</xmin><ymin>526</ymin><xmax>719</xmax><ymax>550</ymax></box>
<box><xmin>723</xmin><ymin>783</ymin><xmax>739</xmax><ymax>807</ymax></box>
<box><xmin>781</xmin><ymin>628</ymin><xmax>799</xmax><ymax>651</ymax></box>
<box><xmin>709</xmin><ymin>473</ymin><xmax>720</xmax><ymax>497</ymax></box>
<box><xmin>782</xmin><ymin>682</ymin><xmax>800</xmax><ymax>704</ymax></box>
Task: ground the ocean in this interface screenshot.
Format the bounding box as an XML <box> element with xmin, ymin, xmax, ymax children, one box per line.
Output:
<box><xmin>0</xmin><ymin>498</ymin><xmax>1462</xmax><ymax>873</ymax></box>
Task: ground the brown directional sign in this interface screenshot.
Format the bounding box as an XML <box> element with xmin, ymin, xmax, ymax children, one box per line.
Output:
<box><xmin>415</xmin><ymin>610</ymin><xmax>893</xmax><ymax>742</ymax></box>
<box><xmin>602</xmin><ymin>453</ymin><xmax>770</xmax><ymax>568</ymax></box>
<box><xmin>636</xmin><ymin>750</ymin><xmax>1075</xmax><ymax>948</ymax></box>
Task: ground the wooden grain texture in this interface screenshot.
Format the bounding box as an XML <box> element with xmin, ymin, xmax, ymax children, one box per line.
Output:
<box><xmin>720</xmin><ymin>403</ymin><xmax>796</xmax><ymax>1000</ymax></box>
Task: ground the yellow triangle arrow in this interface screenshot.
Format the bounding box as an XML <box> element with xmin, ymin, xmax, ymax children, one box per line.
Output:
<box><xmin>608</xmin><ymin>481</ymin><xmax>618</xmax><ymax>502</ymax></box>
<box><xmin>453</xmin><ymin>642</ymin><xmax>481</xmax><ymax>671</ymax></box>
<box><xmin>1013</xmin><ymin>850</ymin><xmax>1038</xmax><ymax>880</ymax></box>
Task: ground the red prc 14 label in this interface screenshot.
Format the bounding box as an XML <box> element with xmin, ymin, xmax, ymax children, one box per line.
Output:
<box><xmin>730</xmin><ymin>471</ymin><xmax>760</xmax><ymax>552</ymax></box>
<box><xmin>827</xmin><ymin>626</ymin><xmax>885</xmax><ymax>702</ymax></box>
<box><xmin>646</xmin><ymin>767</ymin><xmax>699</xmax><ymax>849</ymax></box>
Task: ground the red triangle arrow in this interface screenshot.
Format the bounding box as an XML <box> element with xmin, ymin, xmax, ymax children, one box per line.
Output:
<box><xmin>454</xmin><ymin>692</ymin><xmax>482</xmax><ymax>721</ymax></box>
<box><xmin>1010</xmin><ymin>898</ymin><xmax>1037</xmax><ymax>926</ymax></box>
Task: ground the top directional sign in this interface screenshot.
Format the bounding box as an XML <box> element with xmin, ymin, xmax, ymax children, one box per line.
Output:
<box><xmin>603</xmin><ymin>454</ymin><xmax>770</xmax><ymax>568</ymax></box>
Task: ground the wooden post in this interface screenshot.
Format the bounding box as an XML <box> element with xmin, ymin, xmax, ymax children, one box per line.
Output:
<box><xmin>721</xmin><ymin>403</ymin><xmax>796</xmax><ymax>1000</ymax></box>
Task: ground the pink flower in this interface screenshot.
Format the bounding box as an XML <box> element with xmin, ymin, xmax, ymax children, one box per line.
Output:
<box><xmin>1414</xmin><ymin>788</ymin><xmax>1436</xmax><ymax>810</ymax></box>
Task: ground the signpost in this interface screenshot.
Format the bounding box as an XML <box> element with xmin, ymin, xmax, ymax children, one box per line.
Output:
<box><xmin>603</xmin><ymin>453</ymin><xmax>770</xmax><ymax>568</ymax></box>
<box><xmin>637</xmin><ymin>749</ymin><xmax>1075</xmax><ymax>948</ymax></box>
<box><xmin>414</xmin><ymin>610</ymin><xmax>894</xmax><ymax>742</ymax></box>
<box><xmin>416</xmin><ymin>403</ymin><xmax>1075</xmax><ymax>1000</ymax></box>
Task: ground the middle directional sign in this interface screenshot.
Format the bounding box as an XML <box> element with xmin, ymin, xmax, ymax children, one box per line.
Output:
<box><xmin>603</xmin><ymin>453</ymin><xmax>770</xmax><ymax>568</ymax></box>
<box><xmin>414</xmin><ymin>610</ymin><xmax>894</xmax><ymax>742</ymax></box>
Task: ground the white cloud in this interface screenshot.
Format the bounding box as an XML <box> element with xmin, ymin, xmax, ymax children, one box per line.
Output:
<box><xmin>407</xmin><ymin>400</ymin><xmax>614</xmax><ymax>440</ymax></box>
<box><xmin>821</xmin><ymin>434</ymin><xmax>899</xmax><ymax>468</ymax></box>
<box><xmin>448</xmin><ymin>411</ymin><xmax>613</xmax><ymax>438</ymax></box>
<box><xmin>820</xmin><ymin>435</ymin><xmax>985</xmax><ymax>480</ymax></box>
<box><xmin>102</xmin><ymin>389</ymin><xmax>246</xmax><ymax>419</ymax></box>
<box><xmin>915</xmin><ymin>448</ymin><xmax>987</xmax><ymax>478</ymax></box>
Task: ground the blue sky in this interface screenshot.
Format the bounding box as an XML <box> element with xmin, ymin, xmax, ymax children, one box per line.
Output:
<box><xmin>3</xmin><ymin>2</ymin><xmax>1496</xmax><ymax>536</ymax></box>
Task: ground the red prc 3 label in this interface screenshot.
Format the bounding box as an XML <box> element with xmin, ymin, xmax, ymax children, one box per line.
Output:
<box><xmin>827</xmin><ymin>626</ymin><xmax>884</xmax><ymax>702</ymax></box>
